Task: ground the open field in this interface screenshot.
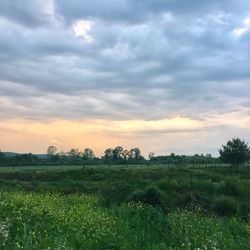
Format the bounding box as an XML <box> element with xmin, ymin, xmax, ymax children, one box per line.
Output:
<box><xmin>0</xmin><ymin>163</ymin><xmax>230</xmax><ymax>172</ymax></box>
<box><xmin>0</xmin><ymin>165</ymin><xmax>85</xmax><ymax>173</ymax></box>
<box><xmin>0</xmin><ymin>165</ymin><xmax>249</xmax><ymax>249</ymax></box>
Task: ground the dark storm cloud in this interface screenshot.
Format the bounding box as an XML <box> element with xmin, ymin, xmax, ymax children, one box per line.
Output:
<box><xmin>0</xmin><ymin>0</ymin><xmax>250</xmax><ymax>122</ymax></box>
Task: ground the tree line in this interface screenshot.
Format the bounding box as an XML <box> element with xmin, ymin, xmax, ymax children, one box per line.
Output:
<box><xmin>0</xmin><ymin>146</ymin><xmax>146</xmax><ymax>166</ymax></box>
<box><xmin>0</xmin><ymin>138</ymin><xmax>249</xmax><ymax>167</ymax></box>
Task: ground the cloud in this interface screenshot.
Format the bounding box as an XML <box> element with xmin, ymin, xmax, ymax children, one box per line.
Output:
<box><xmin>54</xmin><ymin>0</ymin><xmax>242</xmax><ymax>24</ymax></box>
<box><xmin>0</xmin><ymin>0</ymin><xmax>250</xmax><ymax>154</ymax></box>
<box><xmin>233</xmin><ymin>17</ymin><xmax>250</xmax><ymax>37</ymax></box>
<box><xmin>0</xmin><ymin>0</ymin><xmax>56</xmax><ymax>27</ymax></box>
<box><xmin>72</xmin><ymin>20</ymin><xmax>94</xmax><ymax>43</ymax></box>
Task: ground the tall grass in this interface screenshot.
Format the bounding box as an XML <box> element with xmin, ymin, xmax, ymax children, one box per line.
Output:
<box><xmin>0</xmin><ymin>192</ymin><xmax>249</xmax><ymax>249</ymax></box>
<box><xmin>0</xmin><ymin>166</ymin><xmax>249</xmax><ymax>219</ymax></box>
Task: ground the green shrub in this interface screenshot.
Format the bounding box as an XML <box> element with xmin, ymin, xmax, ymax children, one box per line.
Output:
<box><xmin>127</xmin><ymin>189</ymin><xmax>145</xmax><ymax>203</ymax></box>
<box><xmin>156</xmin><ymin>179</ymin><xmax>170</xmax><ymax>190</ymax></box>
<box><xmin>179</xmin><ymin>193</ymin><xmax>196</xmax><ymax>208</ymax></box>
<box><xmin>167</xmin><ymin>179</ymin><xmax>179</xmax><ymax>191</ymax></box>
<box><xmin>143</xmin><ymin>185</ymin><xmax>165</xmax><ymax>208</ymax></box>
<box><xmin>127</xmin><ymin>186</ymin><xmax>165</xmax><ymax>209</ymax></box>
<box><xmin>239</xmin><ymin>203</ymin><xmax>250</xmax><ymax>222</ymax></box>
<box><xmin>236</xmin><ymin>180</ymin><xmax>250</xmax><ymax>197</ymax></box>
<box><xmin>223</xmin><ymin>179</ymin><xmax>241</xmax><ymax>196</ymax></box>
<box><xmin>194</xmin><ymin>180</ymin><xmax>216</xmax><ymax>193</ymax></box>
<box><xmin>178</xmin><ymin>192</ymin><xmax>211</xmax><ymax>210</ymax></box>
<box><xmin>213</xmin><ymin>196</ymin><xmax>238</xmax><ymax>216</ymax></box>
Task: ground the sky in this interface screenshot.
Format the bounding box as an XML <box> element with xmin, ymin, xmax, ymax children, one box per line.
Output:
<box><xmin>0</xmin><ymin>0</ymin><xmax>250</xmax><ymax>156</ymax></box>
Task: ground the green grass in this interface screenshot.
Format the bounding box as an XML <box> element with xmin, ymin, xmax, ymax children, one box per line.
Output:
<box><xmin>0</xmin><ymin>192</ymin><xmax>249</xmax><ymax>250</ymax></box>
<box><xmin>0</xmin><ymin>165</ymin><xmax>86</xmax><ymax>172</ymax></box>
<box><xmin>0</xmin><ymin>165</ymin><xmax>249</xmax><ymax>217</ymax></box>
<box><xmin>0</xmin><ymin>163</ymin><xmax>230</xmax><ymax>173</ymax></box>
<box><xmin>0</xmin><ymin>165</ymin><xmax>249</xmax><ymax>249</ymax></box>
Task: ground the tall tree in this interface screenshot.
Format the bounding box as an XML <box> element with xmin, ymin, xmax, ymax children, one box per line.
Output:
<box><xmin>67</xmin><ymin>148</ymin><xmax>81</xmax><ymax>158</ymax></box>
<box><xmin>113</xmin><ymin>146</ymin><xmax>123</xmax><ymax>160</ymax></box>
<box><xmin>104</xmin><ymin>148</ymin><xmax>113</xmax><ymax>160</ymax></box>
<box><xmin>83</xmin><ymin>148</ymin><xmax>95</xmax><ymax>160</ymax></box>
<box><xmin>219</xmin><ymin>138</ymin><xmax>250</xmax><ymax>167</ymax></box>
<box><xmin>130</xmin><ymin>148</ymin><xmax>141</xmax><ymax>162</ymax></box>
<box><xmin>47</xmin><ymin>146</ymin><xmax>58</xmax><ymax>160</ymax></box>
<box><xmin>148</xmin><ymin>152</ymin><xmax>155</xmax><ymax>160</ymax></box>
<box><xmin>67</xmin><ymin>148</ymin><xmax>82</xmax><ymax>164</ymax></box>
<box><xmin>122</xmin><ymin>149</ymin><xmax>130</xmax><ymax>160</ymax></box>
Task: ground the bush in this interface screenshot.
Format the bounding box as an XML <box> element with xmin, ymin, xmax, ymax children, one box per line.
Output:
<box><xmin>156</xmin><ymin>179</ymin><xmax>170</xmax><ymax>190</ymax></box>
<box><xmin>143</xmin><ymin>185</ymin><xmax>165</xmax><ymax>208</ymax></box>
<box><xmin>127</xmin><ymin>189</ymin><xmax>145</xmax><ymax>203</ymax></box>
<box><xmin>223</xmin><ymin>179</ymin><xmax>241</xmax><ymax>196</ymax></box>
<box><xmin>213</xmin><ymin>196</ymin><xmax>238</xmax><ymax>217</ymax></box>
<box><xmin>194</xmin><ymin>180</ymin><xmax>216</xmax><ymax>193</ymax></box>
<box><xmin>239</xmin><ymin>203</ymin><xmax>250</xmax><ymax>222</ymax></box>
<box><xmin>178</xmin><ymin>193</ymin><xmax>211</xmax><ymax>210</ymax></box>
<box><xmin>127</xmin><ymin>186</ymin><xmax>165</xmax><ymax>209</ymax></box>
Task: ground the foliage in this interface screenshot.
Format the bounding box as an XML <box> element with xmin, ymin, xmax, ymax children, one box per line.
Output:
<box><xmin>1</xmin><ymin>138</ymin><xmax>249</xmax><ymax>167</ymax></box>
<box><xmin>82</xmin><ymin>148</ymin><xmax>95</xmax><ymax>160</ymax></box>
<box><xmin>219</xmin><ymin>138</ymin><xmax>250</xmax><ymax>166</ymax></box>
<box><xmin>0</xmin><ymin>192</ymin><xmax>249</xmax><ymax>249</ymax></box>
<box><xmin>213</xmin><ymin>196</ymin><xmax>238</xmax><ymax>216</ymax></box>
<box><xmin>150</xmin><ymin>153</ymin><xmax>220</xmax><ymax>165</ymax></box>
<box><xmin>0</xmin><ymin>144</ymin><xmax>225</xmax><ymax>166</ymax></box>
<box><xmin>0</xmin><ymin>165</ymin><xmax>249</xmax><ymax>220</ymax></box>
<box><xmin>0</xmin><ymin>192</ymin><xmax>117</xmax><ymax>249</ymax></box>
<box><xmin>127</xmin><ymin>185</ymin><xmax>165</xmax><ymax>209</ymax></box>
<box><xmin>47</xmin><ymin>145</ymin><xmax>57</xmax><ymax>156</ymax></box>
<box><xmin>167</xmin><ymin>209</ymin><xmax>250</xmax><ymax>250</ymax></box>
<box><xmin>223</xmin><ymin>178</ymin><xmax>241</xmax><ymax>196</ymax></box>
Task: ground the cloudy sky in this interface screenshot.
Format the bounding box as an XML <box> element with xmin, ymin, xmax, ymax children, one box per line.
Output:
<box><xmin>0</xmin><ymin>0</ymin><xmax>250</xmax><ymax>156</ymax></box>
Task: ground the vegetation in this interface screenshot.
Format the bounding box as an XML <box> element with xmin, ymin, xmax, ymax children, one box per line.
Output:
<box><xmin>0</xmin><ymin>139</ymin><xmax>249</xmax><ymax>249</ymax></box>
<box><xmin>0</xmin><ymin>192</ymin><xmax>249</xmax><ymax>250</ymax></box>
<box><xmin>2</xmin><ymin>138</ymin><xmax>249</xmax><ymax>167</ymax></box>
<box><xmin>0</xmin><ymin>166</ymin><xmax>249</xmax><ymax>220</ymax></box>
<box><xmin>219</xmin><ymin>138</ymin><xmax>250</xmax><ymax>167</ymax></box>
<box><xmin>0</xmin><ymin>146</ymin><xmax>222</xmax><ymax>167</ymax></box>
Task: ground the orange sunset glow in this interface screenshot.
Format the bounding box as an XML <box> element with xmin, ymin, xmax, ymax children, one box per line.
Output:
<box><xmin>1</xmin><ymin>109</ymin><xmax>250</xmax><ymax>156</ymax></box>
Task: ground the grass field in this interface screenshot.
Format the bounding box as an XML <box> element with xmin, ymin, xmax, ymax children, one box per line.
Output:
<box><xmin>0</xmin><ymin>163</ymin><xmax>231</xmax><ymax>173</ymax></box>
<box><xmin>0</xmin><ymin>165</ymin><xmax>249</xmax><ymax>249</ymax></box>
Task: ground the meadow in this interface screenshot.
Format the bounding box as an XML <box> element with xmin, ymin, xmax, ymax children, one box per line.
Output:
<box><xmin>0</xmin><ymin>165</ymin><xmax>249</xmax><ymax>249</ymax></box>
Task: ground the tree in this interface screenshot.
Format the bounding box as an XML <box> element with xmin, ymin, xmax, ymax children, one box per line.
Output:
<box><xmin>130</xmin><ymin>148</ymin><xmax>142</xmax><ymax>162</ymax></box>
<box><xmin>148</xmin><ymin>152</ymin><xmax>155</xmax><ymax>160</ymax></box>
<box><xmin>219</xmin><ymin>138</ymin><xmax>250</xmax><ymax>167</ymax></box>
<box><xmin>0</xmin><ymin>150</ymin><xmax>4</xmax><ymax>158</ymax></box>
<box><xmin>67</xmin><ymin>148</ymin><xmax>81</xmax><ymax>158</ymax></box>
<box><xmin>83</xmin><ymin>148</ymin><xmax>95</xmax><ymax>160</ymax></box>
<box><xmin>47</xmin><ymin>146</ymin><xmax>58</xmax><ymax>160</ymax></box>
<box><xmin>122</xmin><ymin>149</ymin><xmax>130</xmax><ymax>160</ymax></box>
<box><xmin>0</xmin><ymin>150</ymin><xmax>5</xmax><ymax>165</ymax></box>
<box><xmin>104</xmin><ymin>148</ymin><xmax>113</xmax><ymax>160</ymax></box>
<box><xmin>67</xmin><ymin>148</ymin><xmax>82</xmax><ymax>164</ymax></box>
<box><xmin>113</xmin><ymin>146</ymin><xmax>123</xmax><ymax>161</ymax></box>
